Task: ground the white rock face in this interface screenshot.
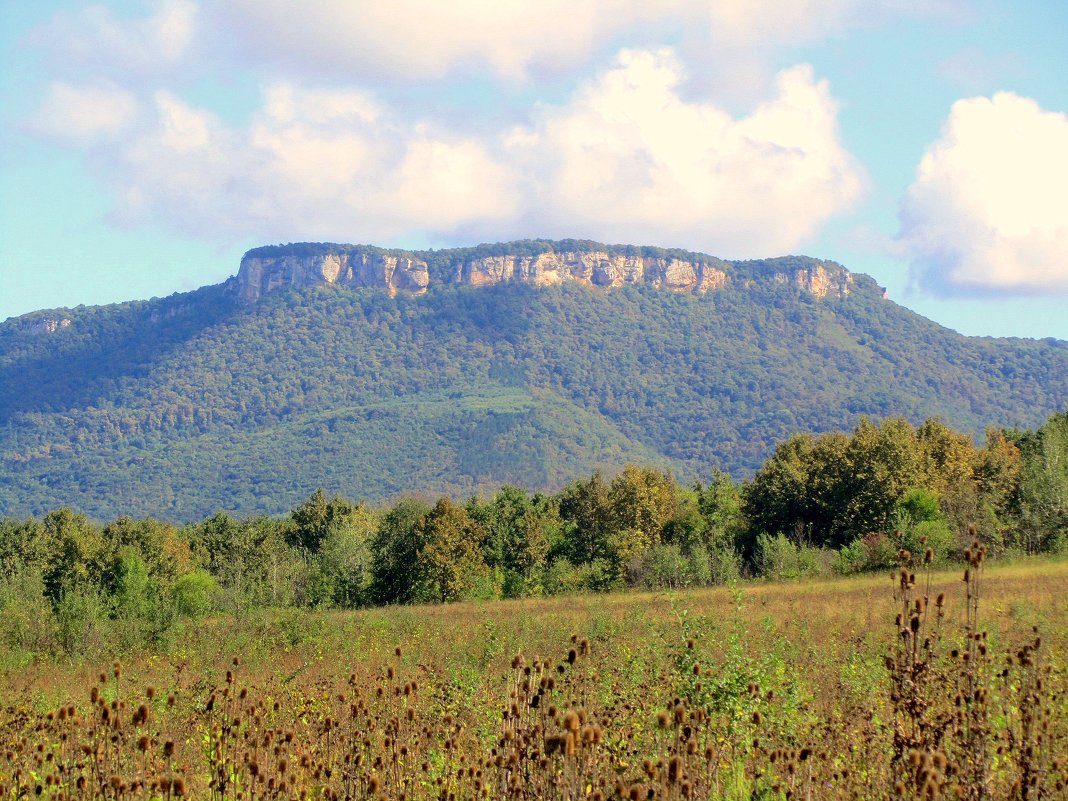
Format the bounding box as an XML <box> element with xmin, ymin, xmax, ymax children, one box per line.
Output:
<box><xmin>236</xmin><ymin>245</ymin><xmax>850</xmax><ymax>303</ymax></box>
<box><xmin>19</xmin><ymin>317</ymin><xmax>72</xmax><ymax>334</ymax></box>
<box><xmin>238</xmin><ymin>253</ymin><xmax>430</xmax><ymax>302</ymax></box>
<box><xmin>773</xmin><ymin>263</ymin><xmax>852</xmax><ymax>299</ymax></box>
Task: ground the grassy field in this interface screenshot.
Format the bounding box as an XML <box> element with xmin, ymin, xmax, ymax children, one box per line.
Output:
<box><xmin>2</xmin><ymin>556</ymin><xmax>1067</xmax><ymax>799</ymax></box>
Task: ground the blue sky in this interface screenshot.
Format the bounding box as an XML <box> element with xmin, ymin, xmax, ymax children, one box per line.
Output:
<box><xmin>2</xmin><ymin>1</ymin><xmax>1067</xmax><ymax>339</ymax></box>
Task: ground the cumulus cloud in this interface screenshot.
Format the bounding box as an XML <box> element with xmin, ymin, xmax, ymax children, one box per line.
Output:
<box><xmin>897</xmin><ymin>92</ymin><xmax>1068</xmax><ymax>295</ymax></box>
<box><xmin>25</xmin><ymin>49</ymin><xmax>863</xmax><ymax>254</ymax></box>
<box><xmin>25</xmin><ymin>81</ymin><xmax>139</xmax><ymax>144</ymax></box>
<box><xmin>100</xmin><ymin>84</ymin><xmax>518</xmax><ymax>242</ymax></box>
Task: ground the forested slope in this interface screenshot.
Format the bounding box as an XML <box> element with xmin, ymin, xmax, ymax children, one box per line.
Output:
<box><xmin>1</xmin><ymin>243</ymin><xmax>1065</xmax><ymax>520</ymax></box>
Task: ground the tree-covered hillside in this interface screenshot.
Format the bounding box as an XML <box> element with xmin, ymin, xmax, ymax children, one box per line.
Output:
<box><xmin>1</xmin><ymin>244</ymin><xmax>1065</xmax><ymax>521</ymax></box>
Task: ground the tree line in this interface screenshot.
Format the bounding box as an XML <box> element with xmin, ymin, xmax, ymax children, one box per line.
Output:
<box><xmin>1</xmin><ymin>412</ymin><xmax>1064</xmax><ymax>658</ymax></box>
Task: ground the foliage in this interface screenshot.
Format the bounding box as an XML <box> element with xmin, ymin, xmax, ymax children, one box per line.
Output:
<box><xmin>2</xmin><ymin>241</ymin><xmax>1065</xmax><ymax>521</ymax></box>
<box><xmin>0</xmin><ymin>411</ymin><xmax>1064</xmax><ymax>658</ymax></box>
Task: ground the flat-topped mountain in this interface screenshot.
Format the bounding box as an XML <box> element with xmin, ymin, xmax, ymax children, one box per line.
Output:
<box><xmin>235</xmin><ymin>240</ymin><xmax>858</xmax><ymax>301</ymax></box>
<box><xmin>1</xmin><ymin>240</ymin><xmax>1064</xmax><ymax>521</ymax></box>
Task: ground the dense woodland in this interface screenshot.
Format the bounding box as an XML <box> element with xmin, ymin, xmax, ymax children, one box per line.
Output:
<box><xmin>2</xmin><ymin>412</ymin><xmax>1064</xmax><ymax>660</ymax></box>
<box><xmin>2</xmin><ymin>252</ymin><xmax>1066</xmax><ymax>520</ymax></box>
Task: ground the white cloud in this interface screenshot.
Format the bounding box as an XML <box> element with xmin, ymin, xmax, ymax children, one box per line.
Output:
<box><xmin>897</xmin><ymin>92</ymin><xmax>1068</xmax><ymax>295</ymax></box>
<box><xmin>100</xmin><ymin>84</ymin><xmax>518</xmax><ymax>242</ymax></box>
<box><xmin>200</xmin><ymin>0</ymin><xmax>959</xmax><ymax>88</ymax></box>
<box><xmin>30</xmin><ymin>49</ymin><xmax>862</xmax><ymax>255</ymax></box>
<box><xmin>696</xmin><ymin>0</ymin><xmax>963</xmax><ymax>47</ymax></box>
<box><xmin>507</xmin><ymin>51</ymin><xmax>865</xmax><ymax>254</ymax></box>
<box><xmin>25</xmin><ymin>81</ymin><xmax>140</xmax><ymax>144</ymax></box>
<box><xmin>204</xmin><ymin>0</ymin><xmax>640</xmax><ymax>83</ymax></box>
<box><xmin>33</xmin><ymin>0</ymin><xmax>198</xmax><ymax>76</ymax></box>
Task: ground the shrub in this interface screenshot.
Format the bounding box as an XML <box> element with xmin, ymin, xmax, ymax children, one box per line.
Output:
<box><xmin>630</xmin><ymin>543</ymin><xmax>689</xmax><ymax>589</ymax></box>
<box><xmin>834</xmin><ymin>532</ymin><xmax>900</xmax><ymax>574</ymax></box>
<box><xmin>53</xmin><ymin>585</ymin><xmax>111</xmax><ymax>655</ymax></box>
<box><xmin>755</xmin><ymin>533</ymin><xmax>830</xmax><ymax>581</ymax></box>
<box><xmin>172</xmin><ymin>570</ymin><xmax>221</xmax><ymax>618</ymax></box>
<box><xmin>0</xmin><ymin>571</ymin><xmax>54</xmax><ymax>654</ymax></box>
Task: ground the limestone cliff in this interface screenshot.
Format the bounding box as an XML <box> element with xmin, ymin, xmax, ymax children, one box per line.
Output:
<box><xmin>238</xmin><ymin>251</ymin><xmax>429</xmax><ymax>302</ymax></box>
<box><xmin>451</xmin><ymin>250</ymin><xmax>728</xmax><ymax>293</ymax></box>
<box><xmin>773</xmin><ymin>263</ymin><xmax>853</xmax><ymax>299</ymax></box>
<box><xmin>236</xmin><ymin>241</ymin><xmax>858</xmax><ymax>303</ymax></box>
<box><xmin>18</xmin><ymin>317</ymin><xmax>72</xmax><ymax>335</ymax></box>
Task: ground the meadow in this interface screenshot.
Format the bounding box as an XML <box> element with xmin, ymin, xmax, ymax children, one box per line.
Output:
<box><xmin>2</xmin><ymin>552</ymin><xmax>1066</xmax><ymax>800</ymax></box>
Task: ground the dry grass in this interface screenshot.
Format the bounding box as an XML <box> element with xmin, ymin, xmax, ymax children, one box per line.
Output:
<box><xmin>2</xmin><ymin>557</ymin><xmax>1066</xmax><ymax>799</ymax></box>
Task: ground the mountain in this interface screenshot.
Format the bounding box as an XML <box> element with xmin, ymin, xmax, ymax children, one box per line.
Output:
<box><xmin>1</xmin><ymin>239</ymin><xmax>1065</xmax><ymax>521</ymax></box>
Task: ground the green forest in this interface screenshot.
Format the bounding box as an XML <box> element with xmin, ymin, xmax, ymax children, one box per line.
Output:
<box><xmin>2</xmin><ymin>247</ymin><xmax>1066</xmax><ymax>521</ymax></box>
<box><xmin>2</xmin><ymin>411</ymin><xmax>1065</xmax><ymax>661</ymax></box>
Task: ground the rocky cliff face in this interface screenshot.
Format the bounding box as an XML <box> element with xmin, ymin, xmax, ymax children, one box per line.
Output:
<box><xmin>18</xmin><ymin>317</ymin><xmax>72</xmax><ymax>335</ymax></box>
<box><xmin>236</xmin><ymin>242</ymin><xmax>854</xmax><ymax>303</ymax></box>
<box><xmin>774</xmin><ymin>263</ymin><xmax>853</xmax><ymax>299</ymax></box>
<box><xmin>452</xmin><ymin>251</ymin><xmax>728</xmax><ymax>293</ymax></box>
<box><xmin>238</xmin><ymin>251</ymin><xmax>430</xmax><ymax>302</ymax></box>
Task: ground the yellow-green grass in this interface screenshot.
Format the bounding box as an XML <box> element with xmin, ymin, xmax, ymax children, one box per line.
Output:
<box><xmin>3</xmin><ymin>558</ymin><xmax>1066</xmax><ymax>799</ymax></box>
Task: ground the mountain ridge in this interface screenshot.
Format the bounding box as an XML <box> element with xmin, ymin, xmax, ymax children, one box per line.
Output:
<box><xmin>1</xmin><ymin>240</ymin><xmax>1064</xmax><ymax>521</ymax></box>
<box><xmin>234</xmin><ymin>239</ymin><xmax>864</xmax><ymax>302</ymax></box>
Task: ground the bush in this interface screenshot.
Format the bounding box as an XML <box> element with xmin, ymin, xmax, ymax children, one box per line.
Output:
<box><xmin>909</xmin><ymin>519</ymin><xmax>955</xmax><ymax>562</ymax></box>
<box><xmin>755</xmin><ymin>534</ymin><xmax>830</xmax><ymax>581</ymax></box>
<box><xmin>630</xmin><ymin>543</ymin><xmax>689</xmax><ymax>589</ymax></box>
<box><xmin>834</xmin><ymin>532</ymin><xmax>898</xmax><ymax>574</ymax></box>
<box><xmin>0</xmin><ymin>571</ymin><xmax>54</xmax><ymax>655</ymax></box>
<box><xmin>53</xmin><ymin>586</ymin><xmax>111</xmax><ymax>656</ymax></box>
<box><xmin>541</xmin><ymin>558</ymin><xmax>616</xmax><ymax>594</ymax></box>
<box><xmin>172</xmin><ymin>570</ymin><xmax>221</xmax><ymax>618</ymax></box>
<box><xmin>706</xmin><ymin>545</ymin><xmax>743</xmax><ymax>585</ymax></box>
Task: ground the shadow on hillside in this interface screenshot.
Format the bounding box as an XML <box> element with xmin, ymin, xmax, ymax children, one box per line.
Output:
<box><xmin>0</xmin><ymin>284</ymin><xmax>238</xmax><ymax>421</ymax></box>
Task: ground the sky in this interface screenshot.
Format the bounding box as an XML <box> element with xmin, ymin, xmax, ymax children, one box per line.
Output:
<box><xmin>1</xmin><ymin>1</ymin><xmax>1067</xmax><ymax>340</ymax></box>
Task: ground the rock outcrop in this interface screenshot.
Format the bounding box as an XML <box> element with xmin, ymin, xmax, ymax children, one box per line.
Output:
<box><xmin>235</xmin><ymin>242</ymin><xmax>855</xmax><ymax>303</ymax></box>
<box><xmin>774</xmin><ymin>263</ymin><xmax>853</xmax><ymax>299</ymax></box>
<box><xmin>239</xmin><ymin>251</ymin><xmax>430</xmax><ymax>302</ymax></box>
<box><xmin>18</xmin><ymin>317</ymin><xmax>72</xmax><ymax>335</ymax></box>
<box><xmin>450</xmin><ymin>251</ymin><xmax>728</xmax><ymax>293</ymax></box>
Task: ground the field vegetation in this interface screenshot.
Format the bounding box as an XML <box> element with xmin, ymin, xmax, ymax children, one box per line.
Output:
<box><xmin>1</xmin><ymin>554</ymin><xmax>1066</xmax><ymax>799</ymax></box>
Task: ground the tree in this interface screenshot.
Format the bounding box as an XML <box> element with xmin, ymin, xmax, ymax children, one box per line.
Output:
<box><xmin>414</xmin><ymin>498</ymin><xmax>488</xmax><ymax>604</ymax></box>
<box><xmin>558</xmin><ymin>472</ymin><xmax>615</xmax><ymax>565</ymax></box>
<box><xmin>369</xmin><ymin>499</ymin><xmax>431</xmax><ymax>605</ymax></box>
<box><xmin>189</xmin><ymin>513</ymin><xmax>290</xmax><ymax>608</ymax></box>
<box><xmin>102</xmin><ymin>516</ymin><xmax>191</xmax><ymax>586</ymax></box>
<box><xmin>609</xmin><ymin>465</ymin><xmax>678</xmax><ymax>546</ymax></box>
<box><xmin>110</xmin><ymin>547</ymin><xmax>151</xmax><ymax>620</ymax></box>
<box><xmin>286</xmin><ymin>488</ymin><xmax>363</xmax><ymax>555</ymax></box>
<box><xmin>0</xmin><ymin>517</ymin><xmax>51</xmax><ymax>581</ymax></box>
<box><xmin>841</xmin><ymin>417</ymin><xmax>923</xmax><ymax>539</ymax></box>
<box><xmin>314</xmin><ymin>503</ymin><xmax>376</xmax><ymax>608</ymax></box>
<box><xmin>1016</xmin><ymin>412</ymin><xmax>1068</xmax><ymax>553</ymax></box>
<box><xmin>471</xmin><ymin>486</ymin><xmax>555</xmax><ymax>597</ymax></box>
<box><xmin>41</xmin><ymin>508</ymin><xmax>106</xmax><ymax>605</ymax></box>
<box><xmin>742</xmin><ymin>433</ymin><xmax>849</xmax><ymax>551</ymax></box>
